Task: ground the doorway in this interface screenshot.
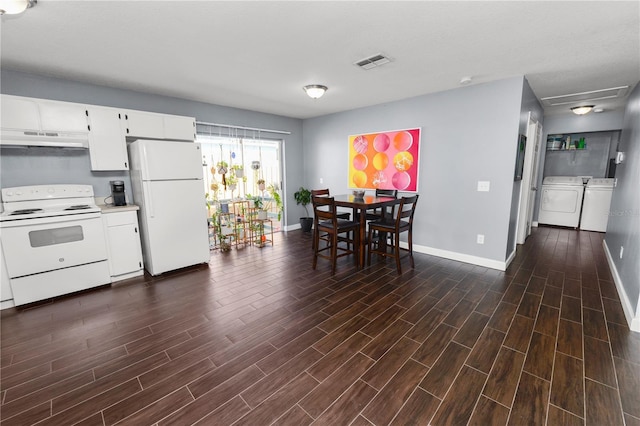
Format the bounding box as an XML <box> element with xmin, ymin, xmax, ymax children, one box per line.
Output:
<box><xmin>517</xmin><ymin>113</ymin><xmax>543</xmax><ymax>245</ymax></box>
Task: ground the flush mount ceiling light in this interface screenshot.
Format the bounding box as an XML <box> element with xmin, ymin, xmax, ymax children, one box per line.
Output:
<box><xmin>570</xmin><ymin>105</ymin><xmax>595</xmax><ymax>115</ymax></box>
<box><xmin>0</xmin><ymin>0</ymin><xmax>36</xmax><ymax>15</ymax></box>
<box><xmin>303</xmin><ymin>85</ymin><xmax>328</xmax><ymax>99</ymax></box>
<box><xmin>460</xmin><ymin>76</ymin><xmax>472</xmax><ymax>85</ymax></box>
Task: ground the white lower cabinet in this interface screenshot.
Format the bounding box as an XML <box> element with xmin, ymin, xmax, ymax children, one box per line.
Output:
<box><xmin>102</xmin><ymin>209</ymin><xmax>144</xmax><ymax>281</ymax></box>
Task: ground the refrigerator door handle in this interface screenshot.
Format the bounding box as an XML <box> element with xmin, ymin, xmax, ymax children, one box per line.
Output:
<box><xmin>143</xmin><ymin>182</ymin><xmax>154</xmax><ymax>218</ymax></box>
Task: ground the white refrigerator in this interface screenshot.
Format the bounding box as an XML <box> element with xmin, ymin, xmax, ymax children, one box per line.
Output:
<box><xmin>128</xmin><ymin>140</ymin><xmax>210</xmax><ymax>275</ymax></box>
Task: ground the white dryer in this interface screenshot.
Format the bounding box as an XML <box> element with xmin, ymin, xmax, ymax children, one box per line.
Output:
<box><xmin>580</xmin><ymin>178</ymin><xmax>615</xmax><ymax>232</ymax></box>
<box><xmin>538</xmin><ymin>176</ymin><xmax>585</xmax><ymax>228</ymax></box>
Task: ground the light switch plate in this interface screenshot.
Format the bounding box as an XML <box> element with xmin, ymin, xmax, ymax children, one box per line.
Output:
<box><xmin>477</xmin><ymin>181</ymin><xmax>490</xmax><ymax>192</ymax></box>
<box><xmin>477</xmin><ymin>234</ymin><xmax>485</xmax><ymax>244</ymax></box>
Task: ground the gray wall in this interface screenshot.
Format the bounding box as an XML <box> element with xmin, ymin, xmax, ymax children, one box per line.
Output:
<box><xmin>303</xmin><ymin>77</ymin><xmax>525</xmax><ymax>264</ymax></box>
<box><xmin>542</xmin><ymin>132</ymin><xmax>615</xmax><ymax>178</ymax></box>
<box><xmin>533</xmin><ymin>110</ymin><xmax>625</xmax><ymax>222</ymax></box>
<box><xmin>0</xmin><ymin>70</ymin><xmax>304</xmax><ymax>225</ymax></box>
<box><xmin>605</xmin><ymin>83</ymin><xmax>640</xmax><ymax>320</ymax></box>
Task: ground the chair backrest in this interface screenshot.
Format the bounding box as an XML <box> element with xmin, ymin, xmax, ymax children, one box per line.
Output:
<box><xmin>311</xmin><ymin>188</ymin><xmax>331</xmax><ymax>197</ymax></box>
<box><xmin>375</xmin><ymin>189</ymin><xmax>398</xmax><ymax>198</ymax></box>
<box><xmin>312</xmin><ymin>195</ymin><xmax>337</xmax><ymax>226</ymax></box>
<box><xmin>394</xmin><ymin>194</ymin><xmax>419</xmax><ymax>229</ymax></box>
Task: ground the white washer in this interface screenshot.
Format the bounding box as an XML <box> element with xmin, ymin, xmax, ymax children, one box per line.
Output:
<box><xmin>538</xmin><ymin>176</ymin><xmax>585</xmax><ymax>228</ymax></box>
<box><xmin>580</xmin><ymin>178</ymin><xmax>615</xmax><ymax>232</ymax></box>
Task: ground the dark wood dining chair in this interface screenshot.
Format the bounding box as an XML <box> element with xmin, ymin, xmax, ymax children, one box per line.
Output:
<box><xmin>365</xmin><ymin>189</ymin><xmax>398</xmax><ymax>221</ymax></box>
<box><xmin>367</xmin><ymin>194</ymin><xmax>419</xmax><ymax>274</ymax></box>
<box><xmin>311</xmin><ymin>188</ymin><xmax>351</xmax><ymax>250</ymax></box>
<box><xmin>312</xmin><ymin>195</ymin><xmax>360</xmax><ymax>274</ymax></box>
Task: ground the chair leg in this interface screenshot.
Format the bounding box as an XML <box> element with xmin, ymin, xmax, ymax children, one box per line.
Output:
<box><xmin>354</xmin><ymin>228</ymin><xmax>359</xmax><ymax>269</ymax></box>
<box><xmin>395</xmin><ymin>232</ymin><xmax>402</xmax><ymax>274</ymax></box>
<box><xmin>367</xmin><ymin>228</ymin><xmax>373</xmax><ymax>266</ymax></box>
<box><xmin>329</xmin><ymin>233</ymin><xmax>336</xmax><ymax>274</ymax></box>
<box><xmin>408</xmin><ymin>230</ymin><xmax>415</xmax><ymax>269</ymax></box>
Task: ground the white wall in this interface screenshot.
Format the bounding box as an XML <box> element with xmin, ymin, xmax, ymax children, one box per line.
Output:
<box><xmin>302</xmin><ymin>77</ymin><xmax>526</xmax><ymax>269</ymax></box>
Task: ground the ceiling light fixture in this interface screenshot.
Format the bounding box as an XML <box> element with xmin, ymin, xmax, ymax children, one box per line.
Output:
<box><xmin>303</xmin><ymin>85</ymin><xmax>328</xmax><ymax>99</ymax></box>
<box><xmin>0</xmin><ymin>0</ymin><xmax>36</xmax><ymax>15</ymax></box>
<box><xmin>460</xmin><ymin>76</ymin><xmax>472</xmax><ymax>85</ymax></box>
<box><xmin>570</xmin><ymin>105</ymin><xmax>595</xmax><ymax>115</ymax></box>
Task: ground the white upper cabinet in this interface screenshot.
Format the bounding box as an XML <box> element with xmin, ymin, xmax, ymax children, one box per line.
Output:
<box><xmin>125</xmin><ymin>110</ymin><xmax>164</xmax><ymax>139</ymax></box>
<box><xmin>164</xmin><ymin>115</ymin><xmax>196</xmax><ymax>141</ymax></box>
<box><xmin>125</xmin><ymin>110</ymin><xmax>195</xmax><ymax>141</ymax></box>
<box><xmin>1</xmin><ymin>95</ymin><xmax>40</xmax><ymax>131</ymax></box>
<box><xmin>86</xmin><ymin>106</ymin><xmax>129</xmax><ymax>171</ymax></box>
<box><xmin>1</xmin><ymin>95</ymin><xmax>89</xmax><ymax>148</ymax></box>
<box><xmin>38</xmin><ymin>99</ymin><xmax>88</xmax><ymax>133</ymax></box>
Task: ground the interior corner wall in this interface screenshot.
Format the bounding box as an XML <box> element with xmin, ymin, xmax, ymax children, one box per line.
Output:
<box><xmin>302</xmin><ymin>77</ymin><xmax>525</xmax><ymax>267</ymax></box>
<box><xmin>506</xmin><ymin>77</ymin><xmax>544</xmax><ymax>258</ymax></box>
<box><xmin>0</xmin><ymin>69</ymin><xmax>304</xmax><ymax>227</ymax></box>
<box><xmin>604</xmin><ymin>83</ymin><xmax>640</xmax><ymax>331</ymax></box>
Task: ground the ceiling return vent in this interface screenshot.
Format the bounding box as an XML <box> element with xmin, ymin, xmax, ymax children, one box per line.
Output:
<box><xmin>354</xmin><ymin>53</ymin><xmax>391</xmax><ymax>70</ymax></box>
<box><xmin>540</xmin><ymin>86</ymin><xmax>629</xmax><ymax>106</ymax></box>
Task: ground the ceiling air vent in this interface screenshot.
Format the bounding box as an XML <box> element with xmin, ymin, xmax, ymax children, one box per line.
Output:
<box><xmin>540</xmin><ymin>86</ymin><xmax>629</xmax><ymax>107</ymax></box>
<box><xmin>354</xmin><ymin>53</ymin><xmax>391</xmax><ymax>70</ymax></box>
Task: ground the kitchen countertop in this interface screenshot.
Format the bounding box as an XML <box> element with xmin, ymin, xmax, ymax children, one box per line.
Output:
<box><xmin>97</xmin><ymin>204</ymin><xmax>140</xmax><ymax>214</ymax></box>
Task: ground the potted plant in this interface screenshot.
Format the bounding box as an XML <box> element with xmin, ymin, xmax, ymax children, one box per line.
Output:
<box><xmin>216</xmin><ymin>160</ymin><xmax>228</xmax><ymax>175</ymax></box>
<box><xmin>294</xmin><ymin>187</ymin><xmax>313</xmax><ymax>232</ymax></box>
<box><xmin>257</xmin><ymin>178</ymin><xmax>266</xmax><ymax>191</ymax></box>
<box><xmin>266</xmin><ymin>183</ymin><xmax>284</xmax><ymax>221</ymax></box>
<box><xmin>226</xmin><ymin>173</ymin><xmax>238</xmax><ymax>192</ymax></box>
<box><xmin>232</xmin><ymin>164</ymin><xmax>244</xmax><ymax>178</ymax></box>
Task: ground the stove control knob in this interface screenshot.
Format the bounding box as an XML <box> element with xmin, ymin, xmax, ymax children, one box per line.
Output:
<box><xmin>48</xmin><ymin>188</ymin><xmax>55</xmax><ymax>194</ymax></box>
<box><xmin>16</xmin><ymin>191</ymin><xmax>22</xmax><ymax>196</ymax></box>
<box><xmin>6</xmin><ymin>191</ymin><xmax>13</xmax><ymax>196</ymax></box>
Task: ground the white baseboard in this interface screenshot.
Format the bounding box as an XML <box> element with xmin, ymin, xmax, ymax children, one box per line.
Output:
<box><xmin>1</xmin><ymin>299</ymin><xmax>15</xmax><ymax>310</ymax></box>
<box><xmin>407</xmin><ymin>242</ymin><xmax>508</xmax><ymax>271</ymax></box>
<box><xmin>284</xmin><ymin>223</ymin><xmax>301</xmax><ymax>232</ymax></box>
<box><xmin>603</xmin><ymin>240</ymin><xmax>640</xmax><ymax>332</ymax></box>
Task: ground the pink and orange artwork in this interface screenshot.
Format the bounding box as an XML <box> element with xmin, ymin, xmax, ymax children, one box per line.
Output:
<box><xmin>348</xmin><ymin>128</ymin><xmax>421</xmax><ymax>191</ymax></box>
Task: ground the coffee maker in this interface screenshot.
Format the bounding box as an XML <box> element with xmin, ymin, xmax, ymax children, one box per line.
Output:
<box><xmin>110</xmin><ymin>180</ymin><xmax>127</xmax><ymax>206</ymax></box>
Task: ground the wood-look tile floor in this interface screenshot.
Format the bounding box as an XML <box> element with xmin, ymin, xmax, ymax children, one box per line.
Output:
<box><xmin>1</xmin><ymin>227</ymin><xmax>639</xmax><ymax>425</ymax></box>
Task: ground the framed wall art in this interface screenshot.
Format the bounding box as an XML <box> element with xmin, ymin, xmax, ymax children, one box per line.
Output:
<box><xmin>348</xmin><ymin>128</ymin><xmax>421</xmax><ymax>192</ymax></box>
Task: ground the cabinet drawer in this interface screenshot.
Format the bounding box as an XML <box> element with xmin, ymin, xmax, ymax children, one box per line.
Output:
<box><xmin>103</xmin><ymin>211</ymin><xmax>137</xmax><ymax>227</ymax></box>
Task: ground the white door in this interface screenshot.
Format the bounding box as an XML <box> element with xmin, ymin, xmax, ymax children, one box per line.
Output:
<box><xmin>517</xmin><ymin>114</ymin><xmax>542</xmax><ymax>244</ymax></box>
<box><xmin>526</xmin><ymin>121</ymin><xmax>543</xmax><ymax>236</ymax></box>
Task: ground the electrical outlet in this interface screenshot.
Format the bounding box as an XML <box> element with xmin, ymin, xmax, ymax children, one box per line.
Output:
<box><xmin>620</xmin><ymin>246</ymin><xmax>624</xmax><ymax>259</ymax></box>
<box><xmin>477</xmin><ymin>234</ymin><xmax>485</xmax><ymax>244</ymax></box>
<box><xmin>319</xmin><ymin>177</ymin><xmax>323</xmax><ymax>184</ymax></box>
<box><xmin>477</xmin><ymin>181</ymin><xmax>490</xmax><ymax>192</ymax></box>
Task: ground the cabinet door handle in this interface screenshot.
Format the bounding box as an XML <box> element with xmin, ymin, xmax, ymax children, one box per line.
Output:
<box><xmin>134</xmin><ymin>227</ymin><xmax>138</xmax><ymax>233</ymax></box>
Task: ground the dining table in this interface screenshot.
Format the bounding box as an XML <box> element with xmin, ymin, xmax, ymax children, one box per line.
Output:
<box><xmin>332</xmin><ymin>194</ymin><xmax>400</xmax><ymax>268</ymax></box>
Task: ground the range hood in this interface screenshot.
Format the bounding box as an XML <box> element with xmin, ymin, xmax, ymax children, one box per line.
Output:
<box><xmin>1</xmin><ymin>129</ymin><xmax>89</xmax><ymax>149</ymax></box>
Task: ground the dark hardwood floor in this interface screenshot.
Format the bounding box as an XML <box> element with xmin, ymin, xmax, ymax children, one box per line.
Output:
<box><xmin>1</xmin><ymin>226</ymin><xmax>639</xmax><ymax>425</ymax></box>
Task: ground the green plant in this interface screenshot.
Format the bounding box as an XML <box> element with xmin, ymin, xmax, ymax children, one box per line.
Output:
<box><xmin>265</xmin><ymin>183</ymin><xmax>284</xmax><ymax>221</ymax></box>
<box><xmin>257</xmin><ymin>178</ymin><xmax>265</xmax><ymax>185</ymax></box>
<box><xmin>226</xmin><ymin>174</ymin><xmax>238</xmax><ymax>186</ymax></box>
<box><xmin>216</xmin><ymin>160</ymin><xmax>228</xmax><ymax>168</ymax></box>
<box><xmin>247</xmin><ymin>194</ymin><xmax>263</xmax><ymax>210</ymax></box>
<box><xmin>293</xmin><ymin>187</ymin><xmax>311</xmax><ymax>217</ymax></box>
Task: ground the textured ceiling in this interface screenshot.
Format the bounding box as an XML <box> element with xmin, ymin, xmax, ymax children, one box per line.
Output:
<box><xmin>1</xmin><ymin>1</ymin><xmax>638</xmax><ymax>119</ymax></box>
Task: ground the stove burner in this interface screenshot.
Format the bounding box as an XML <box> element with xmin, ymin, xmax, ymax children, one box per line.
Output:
<box><xmin>10</xmin><ymin>208</ymin><xmax>43</xmax><ymax>216</ymax></box>
<box><xmin>64</xmin><ymin>205</ymin><xmax>92</xmax><ymax>211</ymax></box>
